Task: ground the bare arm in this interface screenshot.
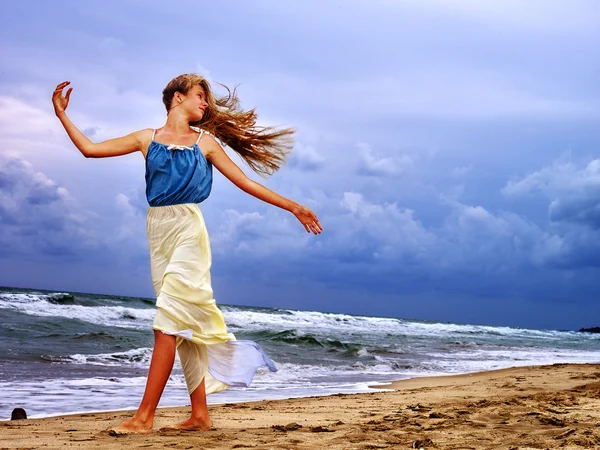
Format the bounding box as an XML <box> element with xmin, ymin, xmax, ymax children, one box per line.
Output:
<box><xmin>205</xmin><ymin>136</ymin><xmax>323</xmax><ymax>235</ymax></box>
<box><xmin>53</xmin><ymin>81</ymin><xmax>146</xmax><ymax>158</ymax></box>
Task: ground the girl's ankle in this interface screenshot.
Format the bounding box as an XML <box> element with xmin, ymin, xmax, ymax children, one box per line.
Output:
<box><xmin>134</xmin><ymin>412</ymin><xmax>155</xmax><ymax>425</ymax></box>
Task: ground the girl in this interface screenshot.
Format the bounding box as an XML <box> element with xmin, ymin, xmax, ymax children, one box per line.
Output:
<box><xmin>52</xmin><ymin>74</ymin><xmax>322</xmax><ymax>435</ymax></box>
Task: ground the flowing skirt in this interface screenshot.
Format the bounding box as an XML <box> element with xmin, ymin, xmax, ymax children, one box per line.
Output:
<box><xmin>146</xmin><ymin>203</ymin><xmax>277</xmax><ymax>395</ymax></box>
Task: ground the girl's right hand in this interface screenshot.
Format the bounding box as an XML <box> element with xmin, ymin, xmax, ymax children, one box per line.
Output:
<box><xmin>292</xmin><ymin>204</ymin><xmax>323</xmax><ymax>235</ymax></box>
<box><xmin>52</xmin><ymin>81</ymin><xmax>73</xmax><ymax>116</ymax></box>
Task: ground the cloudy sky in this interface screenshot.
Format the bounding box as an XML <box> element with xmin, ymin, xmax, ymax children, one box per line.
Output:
<box><xmin>1</xmin><ymin>0</ymin><xmax>599</xmax><ymax>330</ymax></box>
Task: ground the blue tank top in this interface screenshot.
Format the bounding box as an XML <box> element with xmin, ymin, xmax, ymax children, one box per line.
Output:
<box><xmin>145</xmin><ymin>129</ymin><xmax>213</xmax><ymax>207</ymax></box>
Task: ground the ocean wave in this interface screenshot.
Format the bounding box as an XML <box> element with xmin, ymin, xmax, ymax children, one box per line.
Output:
<box><xmin>37</xmin><ymin>331</ymin><xmax>120</xmax><ymax>342</ymax></box>
<box><xmin>420</xmin><ymin>346</ymin><xmax>600</xmax><ymax>373</ymax></box>
<box><xmin>251</xmin><ymin>361</ymin><xmax>412</xmax><ymax>384</ymax></box>
<box><xmin>0</xmin><ymin>292</ymin><xmax>155</xmax><ymax>330</ymax></box>
<box><xmin>70</xmin><ymin>332</ymin><xmax>119</xmax><ymax>341</ymax></box>
<box><xmin>41</xmin><ymin>347</ymin><xmax>154</xmax><ymax>368</ymax></box>
<box><xmin>3</xmin><ymin>290</ymin><xmax>600</xmax><ymax>357</ymax></box>
<box><xmin>258</xmin><ymin>329</ymin><xmax>364</xmax><ymax>352</ymax></box>
<box><xmin>221</xmin><ymin>306</ymin><xmax>592</xmax><ymax>344</ymax></box>
<box><xmin>46</xmin><ymin>293</ymin><xmax>76</xmax><ymax>304</ymax></box>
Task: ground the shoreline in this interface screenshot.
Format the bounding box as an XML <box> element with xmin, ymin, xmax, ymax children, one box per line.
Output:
<box><xmin>10</xmin><ymin>363</ymin><xmax>583</xmax><ymax>421</ymax></box>
<box><xmin>2</xmin><ymin>363</ymin><xmax>600</xmax><ymax>449</ymax></box>
<box><xmin>8</xmin><ymin>379</ymin><xmax>397</xmax><ymax>422</ymax></box>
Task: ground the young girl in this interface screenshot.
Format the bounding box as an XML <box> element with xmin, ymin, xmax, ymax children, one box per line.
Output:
<box><xmin>52</xmin><ymin>74</ymin><xmax>322</xmax><ymax>435</ymax></box>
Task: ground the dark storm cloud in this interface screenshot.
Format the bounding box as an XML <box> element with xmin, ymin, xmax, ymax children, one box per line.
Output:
<box><xmin>0</xmin><ymin>154</ymin><xmax>97</xmax><ymax>260</ymax></box>
<box><xmin>0</xmin><ymin>0</ymin><xmax>599</xmax><ymax>328</ymax></box>
<box><xmin>550</xmin><ymin>194</ymin><xmax>600</xmax><ymax>230</ymax></box>
<box><xmin>502</xmin><ymin>158</ymin><xmax>600</xmax><ymax>270</ymax></box>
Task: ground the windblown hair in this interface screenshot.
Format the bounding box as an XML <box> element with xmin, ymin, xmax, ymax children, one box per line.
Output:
<box><xmin>162</xmin><ymin>74</ymin><xmax>294</xmax><ymax>176</ymax></box>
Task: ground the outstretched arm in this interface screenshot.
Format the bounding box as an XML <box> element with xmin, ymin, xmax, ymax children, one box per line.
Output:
<box><xmin>205</xmin><ymin>136</ymin><xmax>323</xmax><ymax>235</ymax></box>
<box><xmin>52</xmin><ymin>81</ymin><xmax>146</xmax><ymax>158</ymax></box>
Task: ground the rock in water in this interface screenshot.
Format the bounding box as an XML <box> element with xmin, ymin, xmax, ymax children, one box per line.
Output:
<box><xmin>578</xmin><ymin>327</ymin><xmax>600</xmax><ymax>333</ymax></box>
<box><xmin>11</xmin><ymin>408</ymin><xmax>27</xmax><ymax>420</ymax></box>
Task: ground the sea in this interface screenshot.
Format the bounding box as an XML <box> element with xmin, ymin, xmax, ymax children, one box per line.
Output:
<box><xmin>1</xmin><ymin>286</ymin><xmax>599</xmax><ymax>420</ymax></box>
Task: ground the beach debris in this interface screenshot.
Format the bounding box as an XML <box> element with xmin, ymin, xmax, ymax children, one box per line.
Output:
<box><xmin>412</xmin><ymin>437</ymin><xmax>434</xmax><ymax>448</ymax></box>
<box><xmin>407</xmin><ymin>403</ymin><xmax>432</xmax><ymax>412</ymax></box>
<box><xmin>382</xmin><ymin>412</ymin><xmax>408</xmax><ymax>424</ymax></box>
<box><xmin>11</xmin><ymin>408</ymin><xmax>27</xmax><ymax>420</ymax></box>
<box><xmin>271</xmin><ymin>422</ymin><xmax>303</xmax><ymax>432</ymax></box>
<box><xmin>382</xmin><ymin>414</ymin><xmax>399</xmax><ymax>422</ymax></box>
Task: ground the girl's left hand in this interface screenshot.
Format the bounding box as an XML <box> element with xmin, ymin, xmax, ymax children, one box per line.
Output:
<box><xmin>52</xmin><ymin>81</ymin><xmax>73</xmax><ymax>116</ymax></box>
<box><xmin>293</xmin><ymin>205</ymin><xmax>323</xmax><ymax>235</ymax></box>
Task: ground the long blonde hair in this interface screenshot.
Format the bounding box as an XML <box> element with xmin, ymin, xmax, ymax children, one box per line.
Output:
<box><xmin>162</xmin><ymin>74</ymin><xmax>294</xmax><ymax>176</ymax></box>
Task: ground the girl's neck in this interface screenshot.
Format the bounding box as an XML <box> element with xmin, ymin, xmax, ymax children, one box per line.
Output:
<box><xmin>161</xmin><ymin>113</ymin><xmax>193</xmax><ymax>135</ymax></box>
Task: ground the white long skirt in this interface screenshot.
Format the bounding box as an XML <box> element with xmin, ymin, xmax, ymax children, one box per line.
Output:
<box><xmin>146</xmin><ymin>203</ymin><xmax>276</xmax><ymax>395</ymax></box>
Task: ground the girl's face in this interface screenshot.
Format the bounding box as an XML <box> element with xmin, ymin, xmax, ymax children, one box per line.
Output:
<box><xmin>177</xmin><ymin>84</ymin><xmax>208</xmax><ymax>121</ymax></box>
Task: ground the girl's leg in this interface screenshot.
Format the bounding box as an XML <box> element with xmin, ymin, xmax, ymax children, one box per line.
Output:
<box><xmin>108</xmin><ymin>330</ymin><xmax>176</xmax><ymax>434</ymax></box>
<box><xmin>190</xmin><ymin>377</ymin><xmax>210</xmax><ymax>423</ymax></box>
<box><xmin>159</xmin><ymin>378</ymin><xmax>212</xmax><ymax>431</ymax></box>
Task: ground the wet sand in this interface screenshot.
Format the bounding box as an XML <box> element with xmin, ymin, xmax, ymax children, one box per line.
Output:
<box><xmin>2</xmin><ymin>363</ymin><xmax>600</xmax><ymax>449</ymax></box>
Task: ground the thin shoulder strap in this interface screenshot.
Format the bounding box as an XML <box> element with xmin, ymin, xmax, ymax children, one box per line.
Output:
<box><xmin>195</xmin><ymin>129</ymin><xmax>205</xmax><ymax>144</ymax></box>
<box><xmin>151</xmin><ymin>129</ymin><xmax>157</xmax><ymax>140</ymax></box>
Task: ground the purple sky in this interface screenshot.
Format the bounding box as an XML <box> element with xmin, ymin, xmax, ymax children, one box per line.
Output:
<box><xmin>1</xmin><ymin>0</ymin><xmax>599</xmax><ymax>330</ymax></box>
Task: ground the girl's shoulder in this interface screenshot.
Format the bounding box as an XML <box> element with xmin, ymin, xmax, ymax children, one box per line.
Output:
<box><xmin>137</xmin><ymin>128</ymin><xmax>158</xmax><ymax>159</ymax></box>
<box><xmin>134</xmin><ymin>128</ymin><xmax>155</xmax><ymax>142</ymax></box>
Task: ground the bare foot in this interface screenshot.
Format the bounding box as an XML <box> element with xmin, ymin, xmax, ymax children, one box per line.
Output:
<box><xmin>159</xmin><ymin>417</ymin><xmax>212</xmax><ymax>432</ymax></box>
<box><xmin>107</xmin><ymin>415</ymin><xmax>153</xmax><ymax>436</ymax></box>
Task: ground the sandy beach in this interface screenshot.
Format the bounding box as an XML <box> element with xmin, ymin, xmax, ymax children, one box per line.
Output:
<box><xmin>2</xmin><ymin>363</ymin><xmax>600</xmax><ymax>449</ymax></box>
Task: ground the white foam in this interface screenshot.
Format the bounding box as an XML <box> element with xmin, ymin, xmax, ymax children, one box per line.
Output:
<box><xmin>44</xmin><ymin>348</ymin><xmax>154</xmax><ymax>368</ymax></box>
<box><xmin>221</xmin><ymin>306</ymin><xmax>594</xmax><ymax>343</ymax></box>
<box><xmin>422</xmin><ymin>347</ymin><xmax>600</xmax><ymax>374</ymax></box>
<box><xmin>0</xmin><ymin>292</ymin><xmax>155</xmax><ymax>329</ymax></box>
<box><xmin>3</xmin><ymin>292</ymin><xmax>598</xmax><ymax>348</ymax></box>
<box><xmin>0</xmin><ymin>369</ymin><xmax>388</xmax><ymax>420</ymax></box>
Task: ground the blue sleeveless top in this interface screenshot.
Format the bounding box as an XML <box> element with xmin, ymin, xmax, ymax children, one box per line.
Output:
<box><xmin>145</xmin><ymin>129</ymin><xmax>213</xmax><ymax>207</ymax></box>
